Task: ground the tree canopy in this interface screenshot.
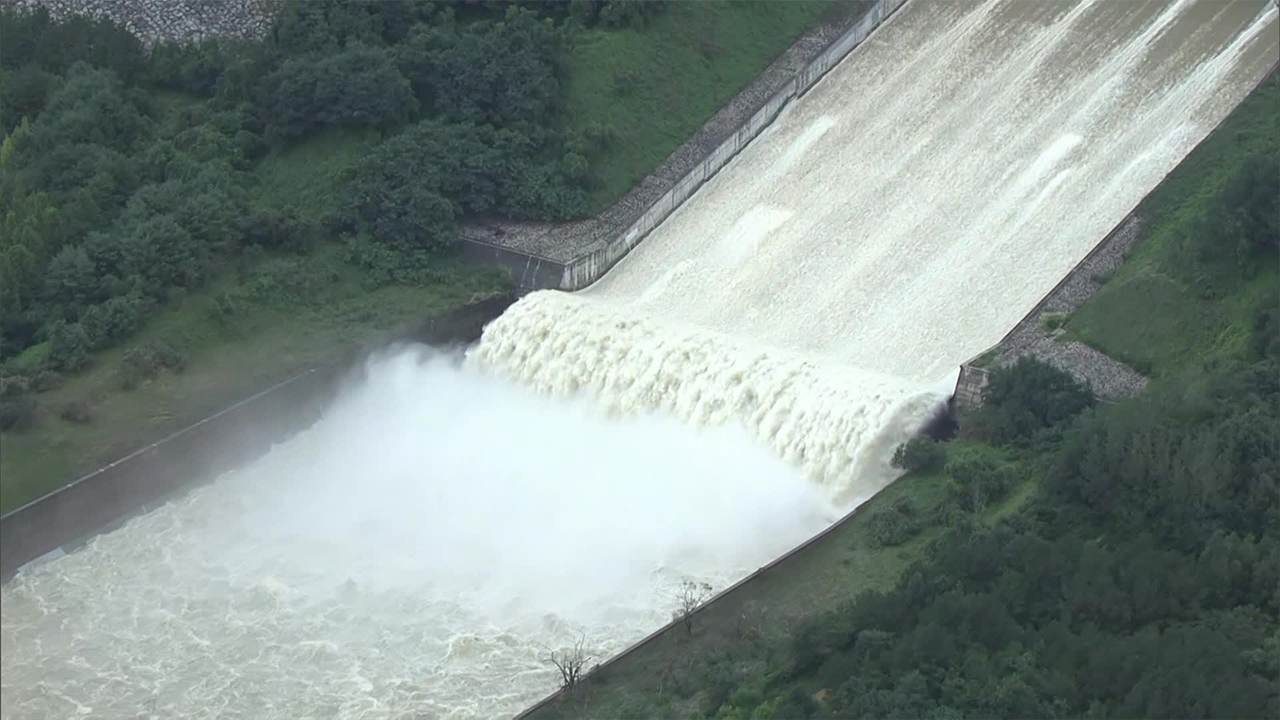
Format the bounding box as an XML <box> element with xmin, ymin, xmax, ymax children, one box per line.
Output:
<box><xmin>0</xmin><ymin>0</ymin><xmax>624</xmax><ymax>383</ymax></box>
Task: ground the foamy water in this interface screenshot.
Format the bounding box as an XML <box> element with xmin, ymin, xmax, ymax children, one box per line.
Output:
<box><xmin>1</xmin><ymin>351</ymin><xmax>835</xmax><ymax>720</ymax></box>
<box><xmin>3</xmin><ymin>1</ymin><xmax>1277</xmax><ymax>718</ymax></box>
<box><xmin>470</xmin><ymin>293</ymin><xmax>946</xmax><ymax>507</ymax></box>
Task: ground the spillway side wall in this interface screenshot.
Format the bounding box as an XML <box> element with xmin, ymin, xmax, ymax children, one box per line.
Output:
<box><xmin>456</xmin><ymin>238</ymin><xmax>568</xmax><ymax>295</ymax></box>
<box><xmin>0</xmin><ymin>294</ymin><xmax>516</xmax><ymax>582</ymax></box>
<box><xmin>559</xmin><ymin>0</ymin><xmax>909</xmax><ymax>291</ymax></box>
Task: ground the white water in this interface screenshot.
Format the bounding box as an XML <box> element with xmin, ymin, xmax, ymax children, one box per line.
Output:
<box><xmin>3</xmin><ymin>2</ymin><xmax>1277</xmax><ymax>719</ymax></box>
<box><xmin>1</xmin><ymin>350</ymin><xmax>836</xmax><ymax>719</ymax></box>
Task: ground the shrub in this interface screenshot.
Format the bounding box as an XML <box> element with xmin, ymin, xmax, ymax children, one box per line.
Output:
<box><xmin>0</xmin><ymin>393</ymin><xmax>36</xmax><ymax>431</ymax></box>
<box><xmin>866</xmin><ymin>497</ymin><xmax>924</xmax><ymax>548</ymax></box>
<box><xmin>118</xmin><ymin>341</ymin><xmax>186</xmax><ymax>390</ymax></box>
<box><xmin>1040</xmin><ymin>311</ymin><xmax>1069</xmax><ymax>332</ymax></box>
<box><xmin>1208</xmin><ymin>153</ymin><xmax>1279</xmax><ymax>272</ymax></box>
<box><xmin>60</xmin><ymin>399</ymin><xmax>92</xmax><ymax>424</ymax></box>
<box><xmin>31</xmin><ymin>369</ymin><xmax>61</xmax><ymax>392</ymax></box>
<box><xmin>0</xmin><ymin>374</ymin><xmax>31</xmax><ymax>398</ymax></box>
<box><xmin>612</xmin><ymin>67</ymin><xmax>640</xmax><ymax>97</ymax></box>
<box><xmin>46</xmin><ymin>321</ymin><xmax>91</xmax><ymax>372</ymax></box>
<box><xmin>967</xmin><ymin>356</ymin><xmax>1093</xmax><ymax>444</ymax></box>
<box><xmin>210</xmin><ymin>290</ymin><xmax>243</xmax><ymax>325</ymax></box>
<box><xmin>80</xmin><ymin>292</ymin><xmax>144</xmax><ymax>349</ymax></box>
<box><xmin>892</xmin><ymin>436</ymin><xmax>947</xmax><ymax>474</ymax></box>
<box><xmin>1091</xmin><ymin>268</ymin><xmax>1116</xmax><ymax>285</ymax></box>
<box><xmin>43</xmin><ymin>244</ymin><xmax>98</xmax><ymax>307</ymax></box>
<box><xmin>260</xmin><ymin>45</ymin><xmax>418</xmax><ymax>140</ymax></box>
<box><xmin>945</xmin><ymin>445</ymin><xmax>1014</xmax><ymax>513</ymax></box>
<box><xmin>241</xmin><ymin>208</ymin><xmax>317</xmax><ymax>253</ymax></box>
<box><xmin>1251</xmin><ymin>300</ymin><xmax>1279</xmax><ymax>361</ymax></box>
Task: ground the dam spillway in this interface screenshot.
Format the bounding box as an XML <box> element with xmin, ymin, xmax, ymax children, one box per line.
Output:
<box><xmin>3</xmin><ymin>2</ymin><xmax>1278</xmax><ymax>719</ymax></box>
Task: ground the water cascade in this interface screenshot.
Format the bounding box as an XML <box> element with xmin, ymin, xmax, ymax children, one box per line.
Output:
<box><xmin>3</xmin><ymin>2</ymin><xmax>1276</xmax><ymax>718</ymax></box>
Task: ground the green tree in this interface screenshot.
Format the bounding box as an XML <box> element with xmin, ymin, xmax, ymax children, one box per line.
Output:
<box><xmin>968</xmin><ymin>356</ymin><xmax>1094</xmax><ymax>444</ymax></box>
<box><xmin>260</xmin><ymin>45</ymin><xmax>418</xmax><ymax>140</ymax></box>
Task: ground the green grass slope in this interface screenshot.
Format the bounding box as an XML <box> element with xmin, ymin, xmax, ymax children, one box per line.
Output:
<box><xmin>1068</xmin><ymin>71</ymin><xmax>1278</xmax><ymax>377</ymax></box>
<box><xmin>567</xmin><ymin>0</ymin><xmax>846</xmax><ymax>209</ymax></box>
<box><xmin>0</xmin><ymin>247</ymin><xmax>506</xmax><ymax>513</ymax></box>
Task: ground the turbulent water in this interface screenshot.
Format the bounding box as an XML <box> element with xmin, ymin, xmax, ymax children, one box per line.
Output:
<box><xmin>3</xmin><ymin>2</ymin><xmax>1277</xmax><ymax>719</ymax></box>
<box><xmin>1</xmin><ymin>351</ymin><xmax>837</xmax><ymax>719</ymax></box>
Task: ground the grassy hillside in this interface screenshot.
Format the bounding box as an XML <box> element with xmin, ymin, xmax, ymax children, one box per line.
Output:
<box><xmin>0</xmin><ymin>246</ymin><xmax>506</xmax><ymax>513</ymax></box>
<box><xmin>1068</xmin><ymin>72</ymin><xmax>1278</xmax><ymax>377</ymax></box>
<box><xmin>566</xmin><ymin>0</ymin><xmax>845</xmax><ymax>209</ymax></box>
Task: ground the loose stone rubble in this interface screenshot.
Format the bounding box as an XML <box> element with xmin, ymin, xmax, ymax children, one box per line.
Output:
<box><xmin>1</xmin><ymin>0</ymin><xmax>279</xmax><ymax>47</ymax></box>
<box><xmin>986</xmin><ymin>215</ymin><xmax>1150</xmax><ymax>401</ymax></box>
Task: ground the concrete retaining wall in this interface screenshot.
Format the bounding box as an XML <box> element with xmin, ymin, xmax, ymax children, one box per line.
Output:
<box><xmin>559</xmin><ymin>0</ymin><xmax>908</xmax><ymax>292</ymax></box>
<box><xmin>456</xmin><ymin>237</ymin><xmax>567</xmax><ymax>295</ymax></box>
<box><xmin>0</xmin><ymin>293</ymin><xmax>516</xmax><ymax>582</ymax></box>
<box><xmin>953</xmin><ymin>365</ymin><xmax>991</xmax><ymax>408</ymax></box>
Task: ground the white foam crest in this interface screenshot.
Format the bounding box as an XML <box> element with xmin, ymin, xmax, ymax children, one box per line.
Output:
<box><xmin>469</xmin><ymin>291</ymin><xmax>947</xmax><ymax>507</ymax></box>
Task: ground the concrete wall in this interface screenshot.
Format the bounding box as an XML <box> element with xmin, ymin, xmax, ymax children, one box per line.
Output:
<box><xmin>953</xmin><ymin>365</ymin><xmax>991</xmax><ymax>409</ymax></box>
<box><xmin>0</xmin><ymin>294</ymin><xmax>516</xmax><ymax>582</ymax></box>
<box><xmin>558</xmin><ymin>0</ymin><xmax>909</xmax><ymax>292</ymax></box>
<box><xmin>456</xmin><ymin>236</ymin><xmax>568</xmax><ymax>296</ymax></box>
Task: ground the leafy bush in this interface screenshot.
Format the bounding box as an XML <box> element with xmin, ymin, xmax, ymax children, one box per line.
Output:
<box><xmin>0</xmin><ymin>64</ymin><xmax>61</xmax><ymax>133</ymax></box>
<box><xmin>0</xmin><ymin>375</ymin><xmax>37</xmax><ymax>430</ymax></box>
<box><xmin>260</xmin><ymin>45</ymin><xmax>418</xmax><ymax>140</ymax></box>
<box><xmin>59</xmin><ymin>399</ymin><xmax>92</xmax><ymax>424</ymax></box>
<box><xmin>148</xmin><ymin>39</ymin><xmax>232</xmax><ymax>96</ymax></box>
<box><xmin>892</xmin><ymin>436</ymin><xmax>947</xmax><ymax>474</ymax></box>
<box><xmin>395</xmin><ymin>8</ymin><xmax>569</xmax><ymax>126</ymax></box>
<box><xmin>80</xmin><ymin>292</ymin><xmax>145</xmax><ymax>349</ymax></box>
<box><xmin>944</xmin><ymin>445</ymin><xmax>1014</xmax><ymax>513</ymax></box>
<box><xmin>865</xmin><ymin>497</ymin><xmax>924</xmax><ymax>548</ymax></box>
<box><xmin>118</xmin><ymin>341</ymin><xmax>187</xmax><ymax>390</ymax></box>
<box><xmin>30</xmin><ymin>369</ymin><xmax>61</xmax><ymax>392</ymax></box>
<box><xmin>1040</xmin><ymin>311</ymin><xmax>1069</xmax><ymax>332</ymax></box>
<box><xmin>46</xmin><ymin>321</ymin><xmax>91</xmax><ymax>371</ymax></box>
<box><xmin>1205</xmin><ymin>153</ymin><xmax>1279</xmax><ymax>272</ymax></box>
<box><xmin>0</xmin><ymin>393</ymin><xmax>37</xmax><ymax>431</ymax></box>
<box><xmin>1252</xmin><ymin>300</ymin><xmax>1279</xmax><ymax>361</ymax></box>
<box><xmin>967</xmin><ymin>356</ymin><xmax>1094</xmax><ymax>445</ymax></box>
<box><xmin>0</xmin><ymin>6</ymin><xmax>145</xmax><ymax>80</ymax></box>
<box><xmin>43</xmin><ymin>245</ymin><xmax>98</xmax><ymax>308</ymax></box>
<box><xmin>241</xmin><ymin>208</ymin><xmax>317</xmax><ymax>253</ymax></box>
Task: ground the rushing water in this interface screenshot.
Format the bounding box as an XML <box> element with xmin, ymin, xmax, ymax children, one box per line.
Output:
<box><xmin>3</xmin><ymin>2</ymin><xmax>1277</xmax><ymax>719</ymax></box>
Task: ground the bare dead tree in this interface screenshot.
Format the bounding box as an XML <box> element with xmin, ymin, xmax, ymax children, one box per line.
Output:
<box><xmin>545</xmin><ymin>635</ymin><xmax>594</xmax><ymax>690</ymax></box>
<box><xmin>672</xmin><ymin>579</ymin><xmax>713</xmax><ymax>635</ymax></box>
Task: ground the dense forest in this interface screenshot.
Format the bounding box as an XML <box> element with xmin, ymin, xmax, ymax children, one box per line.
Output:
<box><xmin>0</xmin><ymin>0</ymin><xmax>667</xmax><ymax>424</ymax></box>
